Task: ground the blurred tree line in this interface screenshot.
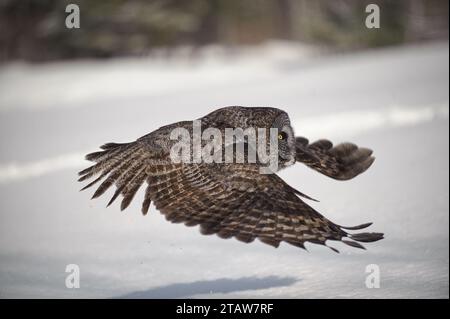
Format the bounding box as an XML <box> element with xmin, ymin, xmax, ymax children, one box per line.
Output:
<box><xmin>0</xmin><ymin>0</ymin><xmax>448</xmax><ymax>62</ymax></box>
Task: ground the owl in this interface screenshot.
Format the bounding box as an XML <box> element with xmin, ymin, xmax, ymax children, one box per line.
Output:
<box><xmin>79</xmin><ymin>106</ymin><xmax>383</xmax><ymax>252</ymax></box>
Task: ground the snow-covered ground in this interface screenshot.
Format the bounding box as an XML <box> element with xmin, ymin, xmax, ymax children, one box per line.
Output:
<box><xmin>0</xmin><ymin>41</ymin><xmax>448</xmax><ymax>299</ymax></box>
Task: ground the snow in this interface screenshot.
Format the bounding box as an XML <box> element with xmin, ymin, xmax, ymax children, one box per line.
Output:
<box><xmin>0</xmin><ymin>41</ymin><xmax>448</xmax><ymax>298</ymax></box>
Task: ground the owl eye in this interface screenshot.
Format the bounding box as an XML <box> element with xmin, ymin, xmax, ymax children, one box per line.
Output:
<box><xmin>278</xmin><ymin>131</ymin><xmax>288</xmax><ymax>140</ymax></box>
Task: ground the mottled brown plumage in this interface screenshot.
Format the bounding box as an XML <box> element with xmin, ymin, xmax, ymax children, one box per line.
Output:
<box><xmin>295</xmin><ymin>137</ymin><xmax>375</xmax><ymax>181</ymax></box>
<box><xmin>79</xmin><ymin>106</ymin><xmax>383</xmax><ymax>252</ymax></box>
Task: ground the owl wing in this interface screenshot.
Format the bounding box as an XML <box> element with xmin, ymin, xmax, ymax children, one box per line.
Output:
<box><xmin>79</xmin><ymin>140</ymin><xmax>383</xmax><ymax>252</ymax></box>
<box><xmin>295</xmin><ymin>137</ymin><xmax>375</xmax><ymax>181</ymax></box>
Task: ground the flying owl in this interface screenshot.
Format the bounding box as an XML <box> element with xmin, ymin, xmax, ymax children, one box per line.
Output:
<box><xmin>79</xmin><ymin>106</ymin><xmax>383</xmax><ymax>252</ymax></box>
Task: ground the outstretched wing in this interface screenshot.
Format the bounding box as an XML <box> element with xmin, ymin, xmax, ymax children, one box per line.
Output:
<box><xmin>78</xmin><ymin>138</ymin><xmax>174</xmax><ymax>213</ymax></box>
<box><xmin>79</xmin><ymin>140</ymin><xmax>383</xmax><ymax>251</ymax></box>
<box><xmin>295</xmin><ymin>137</ymin><xmax>375</xmax><ymax>181</ymax></box>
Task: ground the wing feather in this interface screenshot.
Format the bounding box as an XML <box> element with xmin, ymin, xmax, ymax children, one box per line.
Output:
<box><xmin>79</xmin><ymin>137</ymin><xmax>383</xmax><ymax>251</ymax></box>
<box><xmin>296</xmin><ymin>137</ymin><xmax>375</xmax><ymax>180</ymax></box>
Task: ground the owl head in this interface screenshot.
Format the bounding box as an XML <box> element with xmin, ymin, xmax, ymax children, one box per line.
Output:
<box><xmin>234</xmin><ymin>107</ymin><xmax>297</xmax><ymax>170</ymax></box>
<box><xmin>204</xmin><ymin>106</ymin><xmax>297</xmax><ymax>171</ymax></box>
<box><xmin>271</xmin><ymin>111</ymin><xmax>296</xmax><ymax>169</ymax></box>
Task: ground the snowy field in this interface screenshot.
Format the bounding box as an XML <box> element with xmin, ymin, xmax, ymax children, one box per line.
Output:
<box><xmin>0</xmin><ymin>41</ymin><xmax>448</xmax><ymax>299</ymax></box>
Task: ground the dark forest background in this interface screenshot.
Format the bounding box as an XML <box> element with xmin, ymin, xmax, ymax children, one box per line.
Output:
<box><xmin>0</xmin><ymin>0</ymin><xmax>448</xmax><ymax>62</ymax></box>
